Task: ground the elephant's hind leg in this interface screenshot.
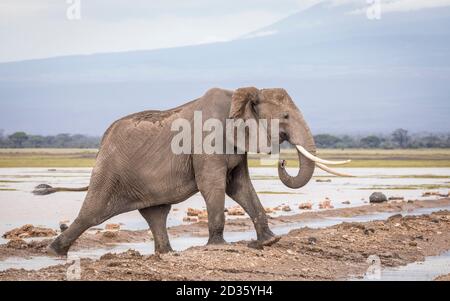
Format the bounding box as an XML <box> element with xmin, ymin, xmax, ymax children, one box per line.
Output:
<box><xmin>47</xmin><ymin>187</ymin><xmax>127</xmax><ymax>256</ymax></box>
<box><xmin>139</xmin><ymin>205</ymin><xmax>173</xmax><ymax>254</ymax></box>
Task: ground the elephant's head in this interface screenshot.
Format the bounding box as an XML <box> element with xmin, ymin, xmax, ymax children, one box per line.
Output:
<box><xmin>230</xmin><ymin>87</ymin><xmax>352</xmax><ymax>189</ymax></box>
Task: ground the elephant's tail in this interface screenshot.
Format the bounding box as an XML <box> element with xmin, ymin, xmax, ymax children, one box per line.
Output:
<box><xmin>32</xmin><ymin>184</ymin><xmax>89</xmax><ymax>195</ymax></box>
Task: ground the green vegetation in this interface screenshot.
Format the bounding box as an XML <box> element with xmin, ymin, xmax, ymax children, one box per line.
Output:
<box><xmin>2</xmin><ymin>128</ymin><xmax>450</xmax><ymax>149</ymax></box>
<box><xmin>308</xmin><ymin>129</ymin><xmax>450</xmax><ymax>149</ymax></box>
<box><xmin>0</xmin><ymin>132</ymin><xmax>99</xmax><ymax>148</ymax></box>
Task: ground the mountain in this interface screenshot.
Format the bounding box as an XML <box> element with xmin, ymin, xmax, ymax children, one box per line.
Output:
<box><xmin>1</xmin><ymin>3</ymin><xmax>449</xmax><ymax>135</ymax></box>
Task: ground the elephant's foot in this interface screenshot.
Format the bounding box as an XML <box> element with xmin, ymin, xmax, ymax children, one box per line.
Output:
<box><xmin>248</xmin><ymin>230</ymin><xmax>280</xmax><ymax>249</ymax></box>
<box><xmin>207</xmin><ymin>235</ymin><xmax>227</xmax><ymax>245</ymax></box>
<box><xmin>260</xmin><ymin>235</ymin><xmax>281</xmax><ymax>246</ymax></box>
<box><xmin>247</xmin><ymin>236</ymin><xmax>280</xmax><ymax>250</ymax></box>
<box><xmin>46</xmin><ymin>240</ymin><xmax>69</xmax><ymax>257</ymax></box>
<box><xmin>154</xmin><ymin>241</ymin><xmax>173</xmax><ymax>254</ymax></box>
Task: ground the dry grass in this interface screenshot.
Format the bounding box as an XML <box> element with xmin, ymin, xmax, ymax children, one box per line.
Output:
<box><xmin>0</xmin><ymin>148</ymin><xmax>449</xmax><ymax>168</ymax></box>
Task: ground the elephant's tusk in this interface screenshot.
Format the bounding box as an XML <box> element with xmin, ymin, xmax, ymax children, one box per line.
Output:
<box><xmin>316</xmin><ymin>162</ymin><xmax>355</xmax><ymax>177</ymax></box>
<box><xmin>296</xmin><ymin>145</ymin><xmax>351</xmax><ymax>165</ymax></box>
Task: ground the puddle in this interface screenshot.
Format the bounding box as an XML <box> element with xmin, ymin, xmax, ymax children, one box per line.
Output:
<box><xmin>356</xmin><ymin>250</ymin><xmax>450</xmax><ymax>281</ymax></box>
<box><xmin>1</xmin><ymin>167</ymin><xmax>450</xmax><ymax>273</ymax></box>
<box><xmin>2</xmin><ymin>205</ymin><xmax>449</xmax><ymax>272</ymax></box>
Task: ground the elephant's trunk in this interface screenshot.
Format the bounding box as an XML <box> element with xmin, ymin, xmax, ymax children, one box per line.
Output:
<box><xmin>277</xmin><ymin>119</ymin><xmax>316</xmax><ymax>189</ymax></box>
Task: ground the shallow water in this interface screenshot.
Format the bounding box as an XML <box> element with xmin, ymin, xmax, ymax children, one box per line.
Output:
<box><xmin>356</xmin><ymin>250</ymin><xmax>450</xmax><ymax>281</ymax></box>
<box><xmin>1</xmin><ymin>205</ymin><xmax>449</xmax><ymax>272</ymax></box>
<box><xmin>0</xmin><ymin>167</ymin><xmax>449</xmax><ymax>235</ymax></box>
<box><xmin>0</xmin><ymin>167</ymin><xmax>449</xmax><ymax>273</ymax></box>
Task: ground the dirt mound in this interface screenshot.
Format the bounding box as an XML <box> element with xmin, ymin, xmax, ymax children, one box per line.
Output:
<box><xmin>1</xmin><ymin>210</ymin><xmax>450</xmax><ymax>281</ymax></box>
<box><xmin>2</xmin><ymin>224</ymin><xmax>57</xmax><ymax>239</ymax></box>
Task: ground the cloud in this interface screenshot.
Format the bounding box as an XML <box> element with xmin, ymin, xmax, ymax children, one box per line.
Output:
<box><xmin>0</xmin><ymin>0</ymin><xmax>449</xmax><ymax>62</ymax></box>
<box><xmin>0</xmin><ymin>0</ymin><xmax>297</xmax><ymax>62</ymax></box>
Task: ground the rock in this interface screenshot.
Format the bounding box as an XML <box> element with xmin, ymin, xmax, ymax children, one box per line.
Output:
<box><xmin>2</xmin><ymin>224</ymin><xmax>57</xmax><ymax>239</ymax></box>
<box><xmin>59</xmin><ymin>220</ymin><xmax>70</xmax><ymax>232</ymax></box>
<box><xmin>318</xmin><ymin>198</ymin><xmax>334</xmax><ymax>209</ymax></box>
<box><xmin>197</xmin><ymin>212</ymin><xmax>208</xmax><ymax>222</ymax></box>
<box><xmin>369</xmin><ymin>192</ymin><xmax>387</xmax><ymax>203</ymax></box>
<box><xmin>342</xmin><ymin>200</ymin><xmax>351</xmax><ymax>205</ymax></box>
<box><xmin>298</xmin><ymin>202</ymin><xmax>313</xmax><ymax>210</ymax></box>
<box><xmin>281</xmin><ymin>205</ymin><xmax>292</xmax><ymax>212</ymax></box>
<box><xmin>422</xmin><ymin>191</ymin><xmax>449</xmax><ymax>197</ymax></box>
<box><xmin>307</xmin><ymin>237</ymin><xmax>317</xmax><ymax>245</ymax></box>
<box><xmin>105</xmin><ymin>223</ymin><xmax>121</xmax><ymax>231</ymax></box>
<box><xmin>227</xmin><ymin>206</ymin><xmax>245</xmax><ymax>216</ymax></box>
<box><xmin>387</xmin><ymin>214</ymin><xmax>403</xmax><ymax>222</ymax></box>
<box><xmin>183</xmin><ymin>216</ymin><xmax>198</xmax><ymax>223</ymax></box>
<box><xmin>409</xmin><ymin>241</ymin><xmax>418</xmax><ymax>247</ymax></box>
<box><xmin>102</xmin><ymin>231</ymin><xmax>118</xmax><ymax>238</ymax></box>
<box><xmin>187</xmin><ymin>208</ymin><xmax>203</xmax><ymax>216</ymax></box>
<box><xmin>59</xmin><ymin>224</ymin><xmax>69</xmax><ymax>232</ymax></box>
<box><xmin>6</xmin><ymin>238</ymin><xmax>28</xmax><ymax>249</ymax></box>
<box><xmin>364</xmin><ymin>228</ymin><xmax>375</xmax><ymax>235</ymax></box>
<box><xmin>264</xmin><ymin>207</ymin><xmax>275</xmax><ymax>214</ymax></box>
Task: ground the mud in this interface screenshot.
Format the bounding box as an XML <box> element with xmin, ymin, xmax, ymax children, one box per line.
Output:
<box><xmin>435</xmin><ymin>273</ymin><xmax>450</xmax><ymax>281</ymax></box>
<box><xmin>1</xmin><ymin>209</ymin><xmax>449</xmax><ymax>280</ymax></box>
<box><xmin>0</xmin><ymin>229</ymin><xmax>151</xmax><ymax>261</ymax></box>
<box><xmin>2</xmin><ymin>224</ymin><xmax>57</xmax><ymax>239</ymax></box>
<box><xmin>1</xmin><ymin>198</ymin><xmax>450</xmax><ymax>262</ymax></box>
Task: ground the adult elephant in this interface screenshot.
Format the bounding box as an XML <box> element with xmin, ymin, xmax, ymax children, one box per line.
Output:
<box><xmin>34</xmin><ymin>87</ymin><xmax>351</xmax><ymax>256</ymax></box>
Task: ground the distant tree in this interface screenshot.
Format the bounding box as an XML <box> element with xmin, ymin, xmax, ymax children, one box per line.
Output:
<box><xmin>8</xmin><ymin>132</ymin><xmax>28</xmax><ymax>148</ymax></box>
<box><xmin>314</xmin><ymin>134</ymin><xmax>342</xmax><ymax>148</ymax></box>
<box><xmin>420</xmin><ymin>135</ymin><xmax>443</xmax><ymax>148</ymax></box>
<box><xmin>391</xmin><ymin>128</ymin><xmax>409</xmax><ymax>148</ymax></box>
<box><xmin>360</xmin><ymin>135</ymin><xmax>382</xmax><ymax>148</ymax></box>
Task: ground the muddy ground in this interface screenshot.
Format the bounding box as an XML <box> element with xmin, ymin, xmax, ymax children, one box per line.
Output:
<box><xmin>435</xmin><ymin>273</ymin><xmax>450</xmax><ymax>281</ymax></box>
<box><xmin>0</xmin><ymin>199</ymin><xmax>450</xmax><ymax>280</ymax></box>
<box><xmin>1</xmin><ymin>198</ymin><xmax>450</xmax><ymax>262</ymax></box>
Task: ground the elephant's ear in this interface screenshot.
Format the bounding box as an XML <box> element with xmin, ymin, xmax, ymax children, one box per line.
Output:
<box><xmin>229</xmin><ymin>87</ymin><xmax>260</xmax><ymax>120</ymax></box>
<box><xmin>227</xmin><ymin>87</ymin><xmax>261</xmax><ymax>153</ymax></box>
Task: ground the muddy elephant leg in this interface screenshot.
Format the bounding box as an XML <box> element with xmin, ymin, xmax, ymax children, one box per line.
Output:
<box><xmin>48</xmin><ymin>195</ymin><xmax>118</xmax><ymax>256</ymax></box>
<box><xmin>48</xmin><ymin>181</ymin><xmax>131</xmax><ymax>256</ymax></box>
<box><xmin>193</xmin><ymin>158</ymin><xmax>227</xmax><ymax>245</ymax></box>
<box><xmin>226</xmin><ymin>160</ymin><xmax>279</xmax><ymax>246</ymax></box>
<box><xmin>139</xmin><ymin>205</ymin><xmax>172</xmax><ymax>254</ymax></box>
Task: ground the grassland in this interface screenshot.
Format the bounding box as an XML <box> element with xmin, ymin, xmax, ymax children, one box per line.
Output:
<box><xmin>0</xmin><ymin>148</ymin><xmax>450</xmax><ymax>168</ymax></box>
<box><xmin>0</xmin><ymin>149</ymin><xmax>97</xmax><ymax>168</ymax></box>
<box><xmin>249</xmin><ymin>148</ymin><xmax>450</xmax><ymax>168</ymax></box>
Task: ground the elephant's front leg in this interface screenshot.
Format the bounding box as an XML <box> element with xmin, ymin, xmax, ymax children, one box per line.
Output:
<box><xmin>194</xmin><ymin>158</ymin><xmax>227</xmax><ymax>245</ymax></box>
<box><xmin>226</xmin><ymin>160</ymin><xmax>279</xmax><ymax>246</ymax></box>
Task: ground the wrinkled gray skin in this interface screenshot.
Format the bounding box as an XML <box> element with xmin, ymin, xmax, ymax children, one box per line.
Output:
<box><xmin>44</xmin><ymin>87</ymin><xmax>316</xmax><ymax>256</ymax></box>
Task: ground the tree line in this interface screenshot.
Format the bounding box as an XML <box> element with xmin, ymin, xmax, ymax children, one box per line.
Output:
<box><xmin>0</xmin><ymin>129</ymin><xmax>449</xmax><ymax>149</ymax></box>
<box><xmin>0</xmin><ymin>131</ymin><xmax>100</xmax><ymax>148</ymax></box>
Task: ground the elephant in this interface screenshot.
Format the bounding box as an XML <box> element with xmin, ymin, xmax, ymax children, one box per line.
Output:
<box><xmin>34</xmin><ymin>87</ymin><xmax>351</xmax><ymax>256</ymax></box>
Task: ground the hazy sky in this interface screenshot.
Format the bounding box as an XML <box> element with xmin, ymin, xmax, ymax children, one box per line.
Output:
<box><xmin>1</xmin><ymin>0</ymin><xmax>450</xmax><ymax>62</ymax></box>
